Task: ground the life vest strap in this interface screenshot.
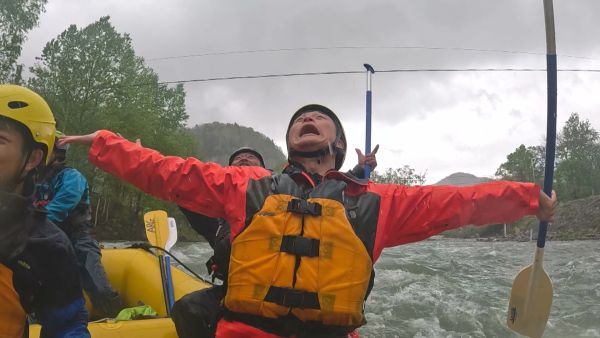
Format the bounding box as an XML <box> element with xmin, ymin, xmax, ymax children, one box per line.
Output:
<box><xmin>287</xmin><ymin>199</ymin><xmax>322</xmax><ymax>215</ymax></box>
<box><xmin>280</xmin><ymin>236</ymin><xmax>320</xmax><ymax>257</ymax></box>
<box><xmin>264</xmin><ymin>286</ymin><xmax>320</xmax><ymax>309</ymax></box>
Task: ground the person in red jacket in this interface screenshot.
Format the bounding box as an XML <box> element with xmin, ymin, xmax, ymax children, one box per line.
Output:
<box><xmin>61</xmin><ymin>104</ymin><xmax>556</xmax><ymax>338</ymax></box>
<box><xmin>173</xmin><ymin>146</ymin><xmax>377</xmax><ymax>338</ymax></box>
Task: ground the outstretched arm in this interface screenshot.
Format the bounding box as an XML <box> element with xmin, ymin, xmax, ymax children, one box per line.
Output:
<box><xmin>61</xmin><ymin>131</ymin><xmax>271</xmax><ymax>219</ymax></box>
<box><xmin>370</xmin><ymin>181</ymin><xmax>556</xmax><ymax>260</ymax></box>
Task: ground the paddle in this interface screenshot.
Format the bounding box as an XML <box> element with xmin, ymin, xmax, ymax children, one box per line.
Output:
<box><xmin>363</xmin><ymin>63</ymin><xmax>375</xmax><ymax>178</ymax></box>
<box><xmin>143</xmin><ymin>210</ymin><xmax>172</xmax><ymax>316</ymax></box>
<box><xmin>507</xmin><ymin>1</ymin><xmax>557</xmax><ymax>337</ymax></box>
<box><xmin>166</xmin><ymin>217</ymin><xmax>178</xmax><ymax>252</ymax></box>
<box><xmin>163</xmin><ymin>217</ymin><xmax>178</xmax><ymax>308</ymax></box>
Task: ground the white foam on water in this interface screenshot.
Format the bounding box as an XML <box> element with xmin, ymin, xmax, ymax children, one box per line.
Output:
<box><xmin>165</xmin><ymin>239</ymin><xmax>599</xmax><ymax>338</ymax></box>
<box><xmin>101</xmin><ymin>241</ymin><xmax>133</xmax><ymax>249</ymax></box>
<box><xmin>583</xmin><ymin>329</ymin><xmax>600</xmax><ymax>338</ymax></box>
<box><xmin>408</xmin><ymin>317</ymin><xmax>447</xmax><ymax>338</ymax></box>
<box><xmin>484</xmin><ymin>250</ymin><xmax>497</xmax><ymax>257</ymax></box>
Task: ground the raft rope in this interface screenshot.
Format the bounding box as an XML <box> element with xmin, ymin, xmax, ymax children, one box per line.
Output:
<box><xmin>127</xmin><ymin>242</ymin><xmax>213</xmax><ymax>284</ymax></box>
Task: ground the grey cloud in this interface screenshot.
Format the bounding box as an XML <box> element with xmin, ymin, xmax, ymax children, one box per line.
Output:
<box><xmin>17</xmin><ymin>0</ymin><xmax>600</xmax><ymax>181</ymax></box>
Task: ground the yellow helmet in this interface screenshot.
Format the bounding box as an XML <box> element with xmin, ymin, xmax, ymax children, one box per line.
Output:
<box><xmin>0</xmin><ymin>84</ymin><xmax>56</xmax><ymax>164</ymax></box>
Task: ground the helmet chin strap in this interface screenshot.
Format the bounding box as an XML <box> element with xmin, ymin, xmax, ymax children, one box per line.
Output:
<box><xmin>288</xmin><ymin>141</ymin><xmax>336</xmax><ymax>160</ymax></box>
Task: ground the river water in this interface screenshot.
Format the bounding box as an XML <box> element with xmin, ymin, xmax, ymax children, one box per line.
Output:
<box><xmin>167</xmin><ymin>239</ymin><xmax>599</xmax><ymax>338</ymax></box>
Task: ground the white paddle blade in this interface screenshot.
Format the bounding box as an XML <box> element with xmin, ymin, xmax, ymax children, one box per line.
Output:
<box><xmin>165</xmin><ymin>217</ymin><xmax>178</xmax><ymax>251</ymax></box>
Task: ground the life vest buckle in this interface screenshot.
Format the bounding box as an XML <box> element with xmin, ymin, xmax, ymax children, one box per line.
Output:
<box><xmin>287</xmin><ymin>199</ymin><xmax>322</xmax><ymax>216</ymax></box>
<box><xmin>264</xmin><ymin>286</ymin><xmax>321</xmax><ymax>310</ymax></box>
<box><xmin>280</xmin><ymin>235</ymin><xmax>320</xmax><ymax>257</ymax></box>
<box><xmin>282</xmin><ymin>289</ymin><xmax>305</xmax><ymax>308</ymax></box>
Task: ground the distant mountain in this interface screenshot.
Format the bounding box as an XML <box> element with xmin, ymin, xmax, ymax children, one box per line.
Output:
<box><xmin>435</xmin><ymin>172</ymin><xmax>491</xmax><ymax>186</ymax></box>
<box><xmin>188</xmin><ymin>122</ymin><xmax>287</xmax><ymax>170</ymax></box>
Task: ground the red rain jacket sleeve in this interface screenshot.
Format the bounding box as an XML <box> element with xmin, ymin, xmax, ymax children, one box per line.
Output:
<box><xmin>370</xmin><ymin>181</ymin><xmax>540</xmax><ymax>260</ymax></box>
<box><xmin>88</xmin><ymin>130</ymin><xmax>270</xmax><ymax>219</ymax></box>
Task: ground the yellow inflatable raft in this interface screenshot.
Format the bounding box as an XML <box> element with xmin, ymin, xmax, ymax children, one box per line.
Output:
<box><xmin>29</xmin><ymin>248</ymin><xmax>211</xmax><ymax>338</ymax></box>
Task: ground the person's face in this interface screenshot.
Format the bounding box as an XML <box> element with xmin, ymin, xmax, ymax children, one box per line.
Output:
<box><xmin>287</xmin><ymin>111</ymin><xmax>338</xmax><ymax>152</ymax></box>
<box><xmin>0</xmin><ymin>124</ymin><xmax>42</xmax><ymax>192</ymax></box>
<box><xmin>231</xmin><ymin>152</ymin><xmax>262</xmax><ymax>167</ymax></box>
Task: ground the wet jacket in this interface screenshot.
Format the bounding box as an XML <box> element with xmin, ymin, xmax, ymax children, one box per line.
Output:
<box><xmin>0</xmin><ymin>185</ymin><xmax>89</xmax><ymax>338</ymax></box>
<box><xmin>88</xmin><ymin>130</ymin><xmax>540</xmax><ymax>337</ymax></box>
<box><xmin>36</xmin><ymin>163</ymin><xmax>93</xmax><ymax>234</ymax></box>
<box><xmin>180</xmin><ymin>164</ymin><xmax>367</xmax><ymax>284</ymax></box>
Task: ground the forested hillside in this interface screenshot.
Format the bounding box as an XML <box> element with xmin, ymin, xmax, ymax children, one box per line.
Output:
<box><xmin>190</xmin><ymin>122</ymin><xmax>286</xmax><ymax>170</ymax></box>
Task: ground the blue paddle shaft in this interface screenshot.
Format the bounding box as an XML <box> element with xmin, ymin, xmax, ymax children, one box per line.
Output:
<box><xmin>165</xmin><ymin>256</ymin><xmax>175</xmax><ymax>309</ymax></box>
<box><xmin>158</xmin><ymin>255</ymin><xmax>171</xmax><ymax>316</ymax></box>
<box><xmin>537</xmin><ymin>54</ymin><xmax>557</xmax><ymax>249</ymax></box>
<box><xmin>364</xmin><ymin>64</ymin><xmax>375</xmax><ymax>179</ymax></box>
<box><xmin>365</xmin><ymin>90</ymin><xmax>372</xmax><ymax>178</ymax></box>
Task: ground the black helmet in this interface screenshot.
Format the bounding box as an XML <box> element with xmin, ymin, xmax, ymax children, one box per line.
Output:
<box><xmin>228</xmin><ymin>147</ymin><xmax>265</xmax><ymax>168</ymax></box>
<box><xmin>286</xmin><ymin>104</ymin><xmax>346</xmax><ymax>170</ymax></box>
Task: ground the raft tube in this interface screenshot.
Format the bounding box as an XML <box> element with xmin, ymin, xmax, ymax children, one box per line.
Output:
<box><xmin>29</xmin><ymin>248</ymin><xmax>211</xmax><ymax>338</ymax></box>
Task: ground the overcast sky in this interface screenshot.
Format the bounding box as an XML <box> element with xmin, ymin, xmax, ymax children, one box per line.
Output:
<box><xmin>19</xmin><ymin>0</ymin><xmax>600</xmax><ymax>183</ymax></box>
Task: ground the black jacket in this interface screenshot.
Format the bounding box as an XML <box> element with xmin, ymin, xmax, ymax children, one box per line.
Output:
<box><xmin>1</xmin><ymin>181</ymin><xmax>83</xmax><ymax>315</ymax></box>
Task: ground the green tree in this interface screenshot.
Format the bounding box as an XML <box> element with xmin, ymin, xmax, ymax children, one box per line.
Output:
<box><xmin>29</xmin><ymin>16</ymin><xmax>196</xmax><ymax>240</ymax></box>
<box><xmin>0</xmin><ymin>0</ymin><xmax>47</xmax><ymax>83</ymax></box>
<box><xmin>496</xmin><ymin>113</ymin><xmax>600</xmax><ymax>202</ymax></box>
<box><xmin>555</xmin><ymin>113</ymin><xmax>600</xmax><ymax>199</ymax></box>
<box><xmin>495</xmin><ymin>144</ymin><xmax>544</xmax><ymax>184</ymax></box>
<box><xmin>591</xmin><ymin>143</ymin><xmax>600</xmax><ymax>195</ymax></box>
<box><xmin>371</xmin><ymin>166</ymin><xmax>426</xmax><ymax>186</ymax></box>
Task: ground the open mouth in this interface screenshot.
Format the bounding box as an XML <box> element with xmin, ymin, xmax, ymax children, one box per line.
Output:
<box><xmin>300</xmin><ymin>124</ymin><xmax>320</xmax><ymax>136</ymax></box>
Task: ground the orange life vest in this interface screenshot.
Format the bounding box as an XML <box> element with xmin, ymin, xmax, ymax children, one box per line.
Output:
<box><xmin>225</xmin><ymin>194</ymin><xmax>373</xmax><ymax>327</ymax></box>
<box><xmin>0</xmin><ymin>263</ymin><xmax>26</xmax><ymax>338</ymax></box>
